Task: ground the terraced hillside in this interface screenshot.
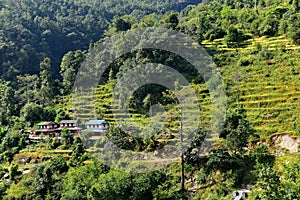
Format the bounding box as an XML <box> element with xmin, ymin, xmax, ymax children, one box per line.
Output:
<box><xmin>66</xmin><ymin>35</ymin><xmax>300</xmax><ymax>142</ymax></box>
<box><xmin>204</xmin><ymin>35</ymin><xmax>300</xmax><ymax>139</ymax></box>
<box><xmin>70</xmin><ymin>81</ymin><xmax>213</xmax><ymax>132</ymax></box>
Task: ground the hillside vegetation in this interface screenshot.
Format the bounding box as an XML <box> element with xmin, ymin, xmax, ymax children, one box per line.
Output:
<box><xmin>0</xmin><ymin>0</ymin><xmax>300</xmax><ymax>199</ymax></box>
<box><xmin>0</xmin><ymin>0</ymin><xmax>202</xmax><ymax>80</ymax></box>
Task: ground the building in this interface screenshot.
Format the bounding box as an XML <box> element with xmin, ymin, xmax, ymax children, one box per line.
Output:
<box><xmin>58</xmin><ymin>120</ymin><xmax>81</xmax><ymax>136</ymax></box>
<box><xmin>86</xmin><ymin>120</ymin><xmax>109</xmax><ymax>133</ymax></box>
<box><xmin>32</xmin><ymin>121</ymin><xmax>59</xmax><ymax>137</ymax></box>
<box><xmin>29</xmin><ymin>120</ymin><xmax>81</xmax><ymax>139</ymax></box>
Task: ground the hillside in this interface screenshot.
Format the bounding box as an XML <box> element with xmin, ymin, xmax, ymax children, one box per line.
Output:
<box><xmin>0</xmin><ymin>0</ymin><xmax>300</xmax><ymax>199</ymax></box>
<box><xmin>0</xmin><ymin>0</ymin><xmax>202</xmax><ymax>81</ymax></box>
<box><xmin>206</xmin><ymin>36</ymin><xmax>300</xmax><ymax>139</ymax></box>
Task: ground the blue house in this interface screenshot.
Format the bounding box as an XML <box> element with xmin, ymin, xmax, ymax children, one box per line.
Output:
<box><xmin>86</xmin><ymin>120</ymin><xmax>109</xmax><ymax>133</ymax></box>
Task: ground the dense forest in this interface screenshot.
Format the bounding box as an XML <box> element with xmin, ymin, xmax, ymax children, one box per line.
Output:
<box><xmin>0</xmin><ymin>0</ymin><xmax>300</xmax><ymax>199</ymax></box>
<box><xmin>0</xmin><ymin>0</ymin><xmax>201</xmax><ymax>80</ymax></box>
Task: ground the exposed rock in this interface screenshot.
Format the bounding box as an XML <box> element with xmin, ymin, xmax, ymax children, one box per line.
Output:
<box><xmin>271</xmin><ymin>134</ymin><xmax>300</xmax><ymax>153</ymax></box>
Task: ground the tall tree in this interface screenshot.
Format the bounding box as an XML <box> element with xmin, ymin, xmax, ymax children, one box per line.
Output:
<box><xmin>38</xmin><ymin>57</ymin><xmax>54</xmax><ymax>105</ymax></box>
<box><xmin>293</xmin><ymin>0</ymin><xmax>299</xmax><ymax>11</ymax></box>
<box><xmin>60</xmin><ymin>50</ymin><xmax>85</xmax><ymax>95</ymax></box>
<box><xmin>0</xmin><ymin>80</ymin><xmax>16</xmax><ymax>125</ymax></box>
<box><xmin>220</xmin><ymin>108</ymin><xmax>256</xmax><ymax>155</ymax></box>
<box><xmin>20</xmin><ymin>102</ymin><xmax>43</xmax><ymax>126</ymax></box>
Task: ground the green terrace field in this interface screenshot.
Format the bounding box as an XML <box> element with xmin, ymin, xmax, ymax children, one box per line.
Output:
<box><xmin>58</xmin><ymin>34</ymin><xmax>300</xmax><ymax>144</ymax></box>
<box><xmin>203</xmin><ymin>35</ymin><xmax>300</xmax><ymax>140</ymax></box>
<box><xmin>61</xmin><ymin>35</ymin><xmax>300</xmax><ymax>145</ymax></box>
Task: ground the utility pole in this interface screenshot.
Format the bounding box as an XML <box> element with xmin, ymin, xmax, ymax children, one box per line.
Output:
<box><xmin>179</xmin><ymin>108</ymin><xmax>185</xmax><ymax>192</ymax></box>
<box><xmin>234</xmin><ymin>73</ymin><xmax>241</xmax><ymax>113</ymax></box>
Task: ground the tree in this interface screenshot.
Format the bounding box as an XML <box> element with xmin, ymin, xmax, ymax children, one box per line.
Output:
<box><xmin>38</xmin><ymin>57</ymin><xmax>54</xmax><ymax>105</ymax></box>
<box><xmin>42</xmin><ymin>106</ymin><xmax>56</xmax><ymax>121</ymax></box>
<box><xmin>111</xmin><ymin>17</ymin><xmax>131</xmax><ymax>32</ymax></box>
<box><xmin>60</xmin><ymin>50</ymin><xmax>85</xmax><ymax>95</ymax></box>
<box><xmin>49</xmin><ymin>156</ymin><xmax>69</xmax><ymax>174</ymax></box>
<box><xmin>281</xmin><ymin>162</ymin><xmax>300</xmax><ymax>199</ymax></box>
<box><xmin>62</xmin><ymin>161</ymin><xmax>109</xmax><ymax>200</ymax></box>
<box><xmin>105</xmin><ymin>126</ymin><xmax>140</xmax><ymax>151</ymax></box>
<box><xmin>249</xmin><ymin>144</ymin><xmax>274</xmax><ymax>166</ymax></box>
<box><xmin>33</xmin><ymin>157</ymin><xmax>68</xmax><ymax>199</ymax></box>
<box><xmin>9</xmin><ymin>163</ymin><xmax>18</xmax><ymax>181</ymax></box>
<box><xmin>60</xmin><ymin>128</ymin><xmax>73</xmax><ymax>148</ymax></box>
<box><xmin>258</xmin><ymin>16</ymin><xmax>279</xmax><ymax>36</ymax></box>
<box><xmin>16</xmin><ymin>74</ymin><xmax>39</xmax><ymax>104</ymax></box>
<box><xmin>286</xmin><ymin>13</ymin><xmax>300</xmax><ymax>44</ymax></box>
<box><xmin>293</xmin><ymin>0</ymin><xmax>299</xmax><ymax>11</ymax></box>
<box><xmin>221</xmin><ymin>108</ymin><xmax>255</xmax><ymax>155</ymax></box>
<box><xmin>224</xmin><ymin>26</ymin><xmax>244</xmax><ymax>47</ymax></box>
<box><xmin>138</xmin><ymin>14</ymin><xmax>157</xmax><ymax>27</ymax></box>
<box><xmin>33</xmin><ymin>164</ymin><xmax>54</xmax><ymax>199</ymax></box>
<box><xmin>161</xmin><ymin>11</ymin><xmax>179</xmax><ymax>29</ymax></box>
<box><xmin>55</xmin><ymin>108</ymin><xmax>70</xmax><ymax>122</ymax></box>
<box><xmin>20</xmin><ymin>102</ymin><xmax>43</xmax><ymax>126</ymax></box>
<box><xmin>0</xmin><ymin>80</ymin><xmax>16</xmax><ymax>125</ymax></box>
<box><xmin>251</xmin><ymin>165</ymin><xmax>282</xmax><ymax>199</ymax></box>
<box><xmin>207</xmin><ymin>147</ymin><xmax>240</xmax><ymax>172</ymax></box>
<box><xmin>70</xmin><ymin>137</ymin><xmax>86</xmax><ymax>167</ymax></box>
<box><xmin>89</xmin><ymin>171</ymin><xmax>133</xmax><ymax>200</ymax></box>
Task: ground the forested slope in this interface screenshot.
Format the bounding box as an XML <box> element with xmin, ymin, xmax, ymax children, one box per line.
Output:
<box><xmin>0</xmin><ymin>0</ymin><xmax>201</xmax><ymax>80</ymax></box>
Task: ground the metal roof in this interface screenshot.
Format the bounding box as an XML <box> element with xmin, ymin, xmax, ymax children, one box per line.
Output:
<box><xmin>37</xmin><ymin>121</ymin><xmax>56</xmax><ymax>126</ymax></box>
<box><xmin>86</xmin><ymin>120</ymin><xmax>108</xmax><ymax>125</ymax></box>
<box><xmin>59</xmin><ymin>120</ymin><xmax>78</xmax><ymax>124</ymax></box>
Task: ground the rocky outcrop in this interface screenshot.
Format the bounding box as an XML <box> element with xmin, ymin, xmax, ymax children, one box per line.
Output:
<box><xmin>271</xmin><ymin>134</ymin><xmax>300</xmax><ymax>153</ymax></box>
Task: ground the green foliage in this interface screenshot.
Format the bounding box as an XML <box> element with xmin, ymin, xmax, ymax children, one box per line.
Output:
<box><xmin>1</xmin><ymin>0</ymin><xmax>300</xmax><ymax>199</ymax></box>
<box><xmin>20</xmin><ymin>102</ymin><xmax>43</xmax><ymax>126</ymax></box>
<box><xmin>160</xmin><ymin>11</ymin><xmax>179</xmax><ymax>29</ymax></box>
<box><xmin>8</xmin><ymin>163</ymin><xmax>18</xmax><ymax>181</ymax></box>
<box><xmin>89</xmin><ymin>171</ymin><xmax>132</xmax><ymax>200</ymax></box>
<box><xmin>112</xmin><ymin>16</ymin><xmax>132</xmax><ymax>32</ymax></box>
<box><xmin>281</xmin><ymin>162</ymin><xmax>300</xmax><ymax>199</ymax></box>
<box><xmin>184</xmin><ymin>127</ymin><xmax>207</xmax><ymax>165</ymax></box>
<box><xmin>60</xmin><ymin>128</ymin><xmax>73</xmax><ymax>148</ymax></box>
<box><xmin>249</xmin><ymin>144</ymin><xmax>274</xmax><ymax>166</ymax></box>
<box><xmin>49</xmin><ymin>156</ymin><xmax>69</xmax><ymax>174</ymax></box>
<box><xmin>0</xmin><ymin>80</ymin><xmax>16</xmax><ymax>125</ymax></box>
<box><xmin>0</xmin><ymin>0</ymin><xmax>197</xmax><ymax>81</ymax></box>
<box><xmin>42</xmin><ymin>106</ymin><xmax>56</xmax><ymax>122</ymax></box>
<box><xmin>69</xmin><ymin>137</ymin><xmax>86</xmax><ymax>167</ymax></box>
<box><xmin>38</xmin><ymin>57</ymin><xmax>54</xmax><ymax>105</ymax></box>
<box><xmin>106</xmin><ymin>126</ymin><xmax>143</xmax><ymax>151</ymax></box>
<box><xmin>62</xmin><ymin>160</ymin><xmax>109</xmax><ymax>200</ymax></box>
<box><xmin>207</xmin><ymin>147</ymin><xmax>241</xmax><ymax>172</ymax></box>
<box><xmin>55</xmin><ymin>108</ymin><xmax>70</xmax><ymax>123</ymax></box>
<box><xmin>221</xmin><ymin>108</ymin><xmax>256</xmax><ymax>155</ymax></box>
<box><xmin>33</xmin><ymin>157</ymin><xmax>68</xmax><ymax>199</ymax></box>
<box><xmin>60</xmin><ymin>50</ymin><xmax>86</xmax><ymax>95</ymax></box>
<box><xmin>89</xmin><ymin>170</ymin><xmax>166</xmax><ymax>200</ymax></box>
<box><xmin>224</xmin><ymin>26</ymin><xmax>245</xmax><ymax>47</ymax></box>
<box><xmin>285</xmin><ymin>13</ymin><xmax>300</xmax><ymax>44</ymax></box>
<box><xmin>33</xmin><ymin>164</ymin><xmax>55</xmax><ymax>199</ymax></box>
<box><xmin>196</xmin><ymin>168</ymin><xmax>207</xmax><ymax>184</ymax></box>
<box><xmin>250</xmin><ymin>165</ymin><xmax>282</xmax><ymax>199</ymax></box>
<box><xmin>0</xmin><ymin>131</ymin><xmax>24</xmax><ymax>163</ymax></box>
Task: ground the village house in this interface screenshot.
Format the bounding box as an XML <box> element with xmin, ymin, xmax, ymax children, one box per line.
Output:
<box><xmin>29</xmin><ymin>119</ymin><xmax>108</xmax><ymax>139</ymax></box>
<box><xmin>86</xmin><ymin>120</ymin><xmax>109</xmax><ymax>133</ymax></box>
<box><xmin>58</xmin><ymin>120</ymin><xmax>81</xmax><ymax>136</ymax></box>
<box><xmin>31</xmin><ymin>121</ymin><xmax>59</xmax><ymax>138</ymax></box>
